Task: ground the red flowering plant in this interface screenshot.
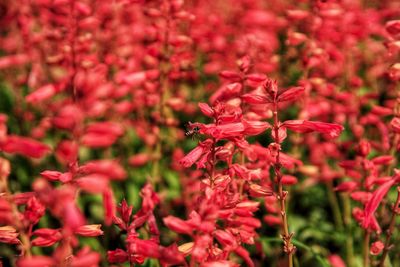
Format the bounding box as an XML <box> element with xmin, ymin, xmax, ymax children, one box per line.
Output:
<box><xmin>1</xmin><ymin>0</ymin><xmax>400</xmax><ymax>267</ymax></box>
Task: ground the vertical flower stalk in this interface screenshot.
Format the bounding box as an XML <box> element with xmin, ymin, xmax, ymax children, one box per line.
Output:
<box><xmin>378</xmin><ymin>186</ymin><xmax>400</xmax><ymax>267</ymax></box>
<box><xmin>270</xmin><ymin>81</ymin><xmax>296</xmax><ymax>267</ymax></box>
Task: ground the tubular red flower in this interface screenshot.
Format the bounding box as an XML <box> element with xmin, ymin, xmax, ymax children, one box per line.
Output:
<box><xmin>0</xmin><ymin>226</ymin><xmax>20</xmax><ymax>244</ymax></box>
<box><xmin>386</xmin><ymin>20</ymin><xmax>400</xmax><ymax>35</ymax></box>
<box><xmin>328</xmin><ymin>254</ymin><xmax>346</xmax><ymax>267</ymax></box>
<box><xmin>283</xmin><ymin>120</ymin><xmax>344</xmax><ymax>138</ymax></box>
<box><xmin>241</xmin><ymin>93</ymin><xmax>271</xmax><ymax>104</ymax></box>
<box><xmin>76</xmin><ymin>174</ymin><xmax>109</xmax><ymax>193</ymax></box>
<box><xmin>26</xmin><ymin>84</ymin><xmax>57</xmax><ymax>104</ymax></box>
<box><xmin>1</xmin><ymin>135</ymin><xmax>50</xmax><ymax>158</ymax></box>
<box><xmin>31</xmin><ymin>228</ymin><xmax>62</xmax><ymax>247</ymax></box>
<box><xmin>0</xmin><ymin>54</ymin><xmax>29</xmax><ymax>69</ymax></box>
<box><xmin>17</xmin><ymin>256</ymin><xmax>55</xmax><ymax>267</ymax></box>
<box><xmin>277</xmin><ymin>86</ymin><xmax>305</xmax><ymax>102</ymax></box>
<box><xmin>198</xmin><ymin>103</ymin><xmax>214</xmax><ymax>117</ymax></box>
<box><xmin>362</xmin><ymin>178</ymin><xmax>397</xmax><ymax>230</ymax></box>
<box><xmin>180</xmin><ymin>140</ymin><xmax>212</xmax><ymax>168</ymax></box>
<box><xmin>107</xmin><ymin>249</ymin><xmax>128</xmax><ymax>263</ymax></box>
<box><xmin>79</xmin><ymin>160</ymin><xmax>127</xmax><ymax>180</ymax></box>
<box><xmin>71</xmin><ymin>250</ymin><xmax>101</xmax><ymax>267</ymax></box>
<box><xmin>335</xmin><ymin>181</ymin><xmax>358</xmax><ymax>192</ymax></box>
<box><xmin>163</xmin><ymin>216</ymin><xmax>193</xmax><ymax>235</ymax></box>
<box><xmin>75</xmin><ymin>224</ymin><xmax>104</xmax><ymax>237</ymax></box>
<box><xmin>370</xmin><ymin>241</ymin><xmax>384</xmax><ymax>255</ymax></box>
<box><xmin>243</xmin><ymin>120</ymin><xmax>271</xmax><ymax>136</ymax></box>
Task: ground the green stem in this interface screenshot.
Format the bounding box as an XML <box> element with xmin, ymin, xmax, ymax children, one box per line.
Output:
<box><xmin>326</xmin><ymin>181</ymin><xmax>344</xmax><ymax>231</ymax></box>
<box><xmin>363</xmin><ymin>230</ymin><xmax>371</xmax><ymax>267</ymax></box>
<box><xmin>379</xmin><ymin>187</ymin><xmax>400</xmax><ymax>267</ymax></box>
<box><xmin>341</xmin><ymin>193</ymin><xmax>355</xmax><ymax>267</ymax></box>
<box><xmin>261</xmin><ymin>237</ymin><xmax>330</xmax><ymax>267</ymax></box>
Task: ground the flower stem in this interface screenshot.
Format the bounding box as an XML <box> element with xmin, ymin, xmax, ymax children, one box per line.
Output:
<box><xmin>363</xmin><ymin>230</ymin><xmax>371</xmax><ymax>267</ymax></box>
<box><xmin>326</xmin><ymin>180</ymin><xmax>344</xmax><ymax>231</ymax></box>
<box><xmin>272</xmin><ymin>102</ymin><xmax>294</xmax><ymax>267</ymax></box>
<box><xmin>341</xmin><ymin>193</ymin><xmax>355</xmax><ymax>267</ymax></box>
<box><xmin>379</xmin><ymin>186</ymin><xmax>400</xmax><ymax>267</ymax></box>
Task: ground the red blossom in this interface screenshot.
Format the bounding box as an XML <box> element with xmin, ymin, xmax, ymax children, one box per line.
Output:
<box><xmin>1</xmin><ymin>135</ymin><xmax>51</xmax><ymax>158</ymax></box>
<box><xmin>282</xmin><ymin>120</ymin><xmax>344</xmax><ymax>138</ymax></box>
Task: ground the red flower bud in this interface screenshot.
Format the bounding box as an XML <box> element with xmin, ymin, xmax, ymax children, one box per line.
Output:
<box><xmin>163</xmin><ymin>216</ymin><xmax>192</xmax><ymax>235</ymax></box>
<box><xmin>0</xmin><ymin>226</ymin><xmax>20</xmax><ymax>244</ymax></box>
<box><xmin>75</xmin><ymin>224</ymin><xmax>103</xmax><ymax>237</ymax></box>
<box><xmin>386</xmin><ymin>20</ymin><xmax>400</xmax><ymax>35</ymax></box>
<box><xmin>370</xmin><ymin>241</ymin><xmax>384</xmax><ymax>255</ymax></box>
<box><xmin>277</xmin><ymin>86</ymin><xmax>305</xmax><ymax>102</ymax></box>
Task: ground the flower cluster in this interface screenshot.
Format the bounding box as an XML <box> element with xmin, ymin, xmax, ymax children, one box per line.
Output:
<box><xmin>0</xmin><ymin>0</ymin><xmax>400</xmax><ymax>267</ymax></box>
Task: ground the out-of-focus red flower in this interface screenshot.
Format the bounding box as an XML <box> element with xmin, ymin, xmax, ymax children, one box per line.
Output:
<box><xmin>283</xmin><ymin>120</ymin><xmax>344</xmax><ymax>138</ymax></box>
<box><xmin>1</xmin><ymin>135</ymin><xmax>50</xmax><ymax>158</ymax></box>
<box><xmin>107</xmin><ymin>248</ymin><xmax>128</xmax><ymax>263</ymax></box>
<box><xmin>24</xmin><ymin>197</ymin><xmax>45</xmax><ymax>225</ymax></box>
<box><xmin>71</xmin><ymin>248</ymin><xmax>101</xmax><ymax>267</ymax></box>
<box><xmin>362</xmin><ymin>178</ymin><xmax>397</xmax><ymax>231</ymax></box>
<box><xmin>75</xmin><ymin>225</ymin><xmax>103</xmax><ymax>237</ymax></box>
<box><xmin>163</xmin><ymin>216</ymin><xmax>193</xmax><ymax>235</ymax></box>
<box><xmin>26</xmin><ymin>84</ymin><xmax>57</xmax><ymax>104</ymax></box>
<box><xmin>386</xmin><ymin>20</ymin><xmax>400</xmax><ymax>36</ymax></box>
<box><xmin>328</xmin><ymin>254</ymin><xmax>346</xmax><ymax>267</ymax></box>
<box><xmin>370</xmin><ymin>240</ymin><xmax>385</xmax><ymax>255</ymax></box>
<box><xmin>0</xmin><ymin>226</ymin><xmax>20</xmax><ymax>244</ymax></box>
<box><xmin>79</xmin><ymin>160</ymin><xmax>126</xmax><ymax>180</ymax></box>
<box><xmin>0</xmin><ymin>54</ymin><xmax>29</xmax><ymax>69</ymax></box>
<box><xmin>31</xmin><ymin>228</ymin><xmax>62</xmax><ymax>247</ymax></box>
<box><xmin>17</xmin><ymin>256</ymin><xmax>55</xmax><ymax>267</ymax></box>
<box><xmin>128</xmin><ymin>153</ymin><xmax>151</xmax><ymax>167</ymax></box>
<box><xmin>180</xmin><ymin>139</ymin><xmax>212</xmax><ymax>168</ymax></box>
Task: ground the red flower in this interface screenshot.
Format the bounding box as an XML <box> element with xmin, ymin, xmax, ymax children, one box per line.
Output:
<box><xmin>180</xmin><ymin>139</ymin><xmax>212</xmax><ymax>168</ymax></box>
<box><xmin>108</xmin><ymin>249</ymin><xmax>128</xmax><ymax>263</ymax></box>
<box><xmin>25</xmin><ymin>84</ymin><xmax>57</xmax><ymax>104</ymax></box>
<box><xmin>31</xmin><ymin>228</ymin><xmax>62</xmax><ymax>247</ymax></box>
<box><xmin>1</xmin><ymin>135</ymin><xmax>50</xmax><ymax>158</ymax></box>
<box><xmin>163</xmin><ymin>216</ymin><xmax>193</xmax><ymax>235</ymax></box>
<box><xmin>362</xmin><ymin>178</ymin><xmax>397</xmax><ymax>231</ymax></box>
<box><xmin>0</xmin><ymin>226</ymin><xmax>20</xmax><ymax>244</ymax></box>
<box><xmin>282</xmin><ymin>120</ymin><xmax>344</xmax><ymax>138</ymax></box>
<box><xmin>370</xmin><ymin>241</ymin><xmax>384</xmax><ymax>255</ymax></box>
<box><xmin>75</xmin><ymin>225</ymin><xmax>104</xmax><ymax>237</ymax></box>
